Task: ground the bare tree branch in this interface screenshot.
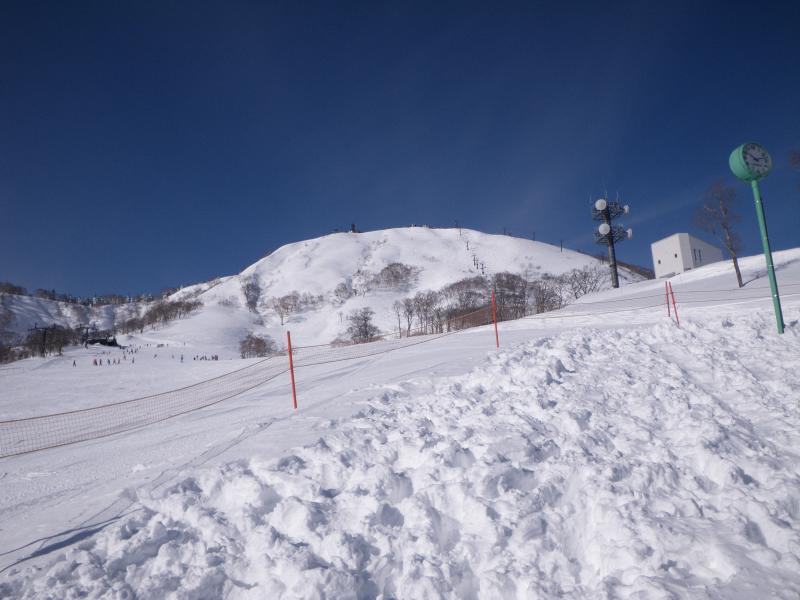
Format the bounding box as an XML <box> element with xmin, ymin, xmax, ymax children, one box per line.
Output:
<box><xmin>695</xmin><ymin>181</ymin><xmax>744</xmax><ymax>287</ymax></box>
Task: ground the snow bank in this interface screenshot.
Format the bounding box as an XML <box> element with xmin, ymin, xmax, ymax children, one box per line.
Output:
<box><xmin>5</xmin><ymin>309</ymin><xmax>800</xmax><ymax>598</ymax></box>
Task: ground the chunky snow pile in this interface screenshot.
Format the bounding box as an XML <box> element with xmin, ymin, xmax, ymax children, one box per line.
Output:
<box><xmin>6</xmin><ymin>311</ymin><xmax>799</xmax><ymax>598</ymax></box>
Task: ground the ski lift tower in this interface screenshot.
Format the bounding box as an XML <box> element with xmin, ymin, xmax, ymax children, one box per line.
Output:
<box><xmin>592</xmin><ymin>198</ymin><xmax>632</xmax><ymax>288</ymax></box>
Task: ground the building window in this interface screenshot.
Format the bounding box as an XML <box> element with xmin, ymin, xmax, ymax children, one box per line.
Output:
<box><xmin>674</xmin><ymin>253</ymin><xmax>678</xmax><ymax>258</ymax></box>
<box><xmin>698</xmin><ymin>249</ymin><xmax>702</xmax><ymax>263</ymax></box>
<box><xmin>658</xmin><ymin>259</ymin><xmax>661</xmax><ymax>264</ymax></box>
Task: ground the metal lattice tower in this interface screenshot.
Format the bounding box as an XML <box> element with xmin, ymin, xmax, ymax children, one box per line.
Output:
<box><xmin>592</xmin><ymin>199</ymin><xmax>632</xmax><ymax>288</ymax></box>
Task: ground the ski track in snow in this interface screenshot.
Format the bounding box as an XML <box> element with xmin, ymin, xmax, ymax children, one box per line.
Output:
<box><xmin>3</xmin><ymin>312</ymin><xmax>799</xmax><ymax>599</ymax></box>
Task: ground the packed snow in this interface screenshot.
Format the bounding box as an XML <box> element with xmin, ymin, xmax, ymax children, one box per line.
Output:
<box><xmin>1</xmin><ymin>237</ymin><xmax>800</xmax><ymax>599</ymax></box>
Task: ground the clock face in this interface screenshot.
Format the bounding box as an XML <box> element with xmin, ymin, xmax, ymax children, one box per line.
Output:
<box><xmin>742</xmin><ymin>142</ymin><xmax>772</xmax><ymax>178</ymax></box>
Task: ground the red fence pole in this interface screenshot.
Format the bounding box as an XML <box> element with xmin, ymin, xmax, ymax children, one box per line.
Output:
<box><xmin>491</xmin><ymin>289</ymin><xmax>500</xmax><ymax>348</ymax></box>
<box><xmin>287</xmin><ymin>331</ymin><xmax>298</xmax><ymax>409</ymax></box>
<box><xmin>665</xmin><ymin>281</ymin><xmax>671</xmax><ymax>317</ymax></box>
<box><xmin>669</xmin><ymin>282</ymin><xmax>680</xmax><ymax>327</ymax></box>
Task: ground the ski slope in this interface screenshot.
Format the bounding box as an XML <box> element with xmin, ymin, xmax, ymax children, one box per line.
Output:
<box><xmin>160</xmin><ymin>227</ymin><xmax>642</xmax><ymax>352</ymax></box>
<box><xmin>1</xmin><ymin>249</ymin><xmax>799</xmax><ymax>598</ymax></box>
<box><xmin>1</xmin><ymin>227</ymin><xmax>641</xmax><ymax>349</ymax></box>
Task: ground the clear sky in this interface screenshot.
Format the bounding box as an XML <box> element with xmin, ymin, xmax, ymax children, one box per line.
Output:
<box><xmin>2</xmin><ymin>0</ymin><xmax>799</xmax><ymax>296</ymax></box>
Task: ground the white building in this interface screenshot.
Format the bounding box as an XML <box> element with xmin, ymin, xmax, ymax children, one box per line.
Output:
<box><xmin>651</xmin><ymin>233</ymin><xmax>723</xmax><ymax>278</ymax></box>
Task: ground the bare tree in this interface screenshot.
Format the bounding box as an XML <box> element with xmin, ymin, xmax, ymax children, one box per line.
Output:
<box><xmin>0</xmin><ymin>297</ymin><xmax>14</xmax><ymax>332</ymax></box>
<box><xmin>372</xmin><ymin>263</ymin><xmax>419</xmax><ymax>291</ymax></box>
<box><xmin>346</xmin><ymin>307</ymin><xmax>380</xmax><ymax>343</ymax></box>
<box><xmin>392</xmin><ymin>300</ymin><xmax>404</xmax><ymax>337</ymax></box>
<box><xmin>242</xmin><ymin>277</ymin><xmax>262</xmax><ymax>312</ymax></box>
<box><xmin>412</xmin><ymin>291</ymin><xmax>440</xmax><ymax>334</ymax></box>
<box><xmin>117</xmin><ymin>299</ymin><xmax>202</xmax><ymax>333</ymax></box>
<box><xmin>267</xmin><ymin>292</ymin><xmax>299</xmax><ymax>325</ymax></box>
<box><xmin>492</xmin><ymin>272</ymin><xmax>527</xmax><ymax>320</ymax></box>
<box><xmin>401</xmin><ymin>298</ymin><xmax>415</xmax><ymax>336</ymax></box>
<box><xmin>440</xmin><ymin>276</ymin><xmax>488</xmax><ymax>314</ymax></box>
<box><xmin>333</xmin><ymin>281</ymin><xmax>352</xmax><ymax>304</ymax></box>
<box><xmin>696</xmin><ymin>181</ymin><xmax>744</xmax><ymax>288</ymax></box>
<box><xmin>0</xmin><ymin>282</ymin><xmax>27</xmax><ymax>295</ymax></box>
<box><xmin>239</xmin><ymin>333</ymin><xmax>277</xmax><ymax>358</ymax></box>
<box><xmin>0</xmin><ymin>341</ymin><xmax>16</xmax><ymax>363</ymax></box>
<box><xmin>23</xmin><ymin>325</ymin><xmax>81</xmax><ymax>356</ymax></box>
<box><xmin>528</xmin><ymin>275</ymin><xmax>566</xmax><ymax>314</ymax></box>
<box><xmin>566</xmin><ymin>265</ymin><xmax>607</xmax><ymax>300</ymax></box>
<box><xmin>269</xmin><ymin>297</ymin><xmax>288</xmax><ymax>325</ymax></box>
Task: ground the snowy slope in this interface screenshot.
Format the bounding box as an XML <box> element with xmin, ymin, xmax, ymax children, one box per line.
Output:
<box><xmin>2</xmin><ymin>247</ymin><xmax>799</xmax><ymax>598</ymax></box>
<box><xmin>0</xmin><ymin>294</ymin><xmax>146</xmax><ymax>339</ymax></box>
<box><xmin>8</xmin><ymin>314</ymin><xmax>799</xmax><ymax>599</ymax></box>
<box><xmin>164</xmin><ymin>227</ymin><xmax>641</xmax><ymax>351</ymax></box>
<box><xmin>2</xmin><ymin>227</ymin><xmax>641</xmax><ymax>351</ymax></box>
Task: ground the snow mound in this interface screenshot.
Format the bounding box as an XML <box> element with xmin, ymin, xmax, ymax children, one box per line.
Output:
<box><xmin>6</xmin><ymin>311</ymin><xmax>800</xmax><ymax>598</ymax></box>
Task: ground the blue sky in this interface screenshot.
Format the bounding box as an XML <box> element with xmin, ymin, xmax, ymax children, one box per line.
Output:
<box><xmin>2</xmin><ymin>1</ymin><xmax>798</xmax><ymax>296</ymax></box>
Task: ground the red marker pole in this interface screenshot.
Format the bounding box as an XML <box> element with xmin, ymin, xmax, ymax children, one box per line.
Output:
<box><xmin>669</xmin><ymin>282</ymin><xmax>680</xmax><ymax>327</ymax></box>
<box><xmin>287</xmin><ymin>331</ymin><xmax>298</xmax><ymax>409</ymax></box>
<box><xmin>665</xmin><ymin>281</ymin><xmax>671</xmax><ymax>318</ymax></box>
<box><xmin>491</xmin><ymin>289</ymin><xmax>500</xmax><ymax>348</ymax></box>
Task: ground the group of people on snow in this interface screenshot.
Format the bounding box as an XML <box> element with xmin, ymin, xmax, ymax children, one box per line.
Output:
<box><xmin>68</xmin><ymin>344</ymin><xmax>223</xmax><ymax>367</ymax></box>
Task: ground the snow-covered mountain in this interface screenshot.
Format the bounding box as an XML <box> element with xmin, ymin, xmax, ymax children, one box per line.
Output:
<box><xmin>166</xmin><ymin>227</ymin><xmax>642</xmax><ymax>350</ymax></box>
<box><xmin>2</xmin><ymin>227</ymin><xmax>642</xmax><ymax>351</ymax></box>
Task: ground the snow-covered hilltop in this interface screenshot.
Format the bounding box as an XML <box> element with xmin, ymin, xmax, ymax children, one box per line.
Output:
<box><xmin>167</xmin><ymin>227</ymin><xmax>641</xmax><ymax>350</ymax></box>
<box><xmin>2</xmin><ymin>227</ymin><xmax>642</xmax><ymax>353</ymax></box>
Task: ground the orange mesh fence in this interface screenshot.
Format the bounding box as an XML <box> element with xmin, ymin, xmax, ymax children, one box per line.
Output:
<box><xmin>0</xmin><ymin>356</ymin><xmax>287</xmax><ymax>458</ymax></box>
<box><xmin>2</xmin><ymin>285</ymin><xmax>794</xmax><ymax>459</ymax></box>
<box><xmin>0</xmin><ymin>305</ymin><xmax>493</xmax><ymax>458</ymax></box>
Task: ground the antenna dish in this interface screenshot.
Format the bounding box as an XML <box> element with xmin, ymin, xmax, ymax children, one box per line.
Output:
<box><xmin>594</xmin><ymin>199</ymin><xmax>608</xmax><ymax>211</ymax></box>
<box><xmin>623</xmin><ymin>204</ymin><xmax>630</xmax><ymax>214</ymax></box>
<box><xmin>598</xmin><ymin>223</ymin><xmax>611</xmax><ymax>235</ymax></box>
<box><xmin>626</xmin><ymin>228</ymin><xmax>633</xmax><ymax>239</ymax></box>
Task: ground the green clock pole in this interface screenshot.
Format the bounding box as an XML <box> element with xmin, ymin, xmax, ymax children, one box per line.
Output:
<box><xmin>750</xmin><ymin>179</ymin><xmax>784</xmax><ymax>334</ymax></box>
<box><xmin>729</xmin><ymin>142</ymin><xmax>784</xmax><ymax>334</ymax></box>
